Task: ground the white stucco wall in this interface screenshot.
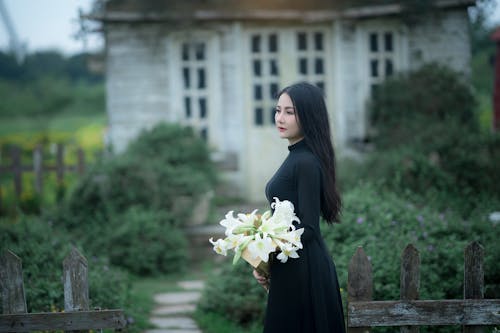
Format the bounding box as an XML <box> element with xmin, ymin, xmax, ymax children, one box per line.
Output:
<box><xmin>407</xmin><ymin>9</ymin><xmax>472</xmax><ymax>76</ymax></box>
<box><xmin>105</xmin><ymin>25</ymin><xmax>171</xmax><ymax>153</ymax></box>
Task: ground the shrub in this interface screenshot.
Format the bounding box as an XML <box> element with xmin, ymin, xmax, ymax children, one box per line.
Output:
<box><xmin>65</xmin><ymin>123</ymin><xmax>216</xmax><ymax>225</ymax></box>
<box><xmin>369</xmin><ymin>63</ymin><xmax>478</xmax><ymax>149</ymax></box>
<box><xmin>52</xmin><ymin>123</ymin><xmax>215</xmax><ymax>275</ymax></box>
<box><xmin>322</xmin><ymin>182</ymin><xmax>500</xmax><ymax>302</ymax></box>
<box><xmin>103</xmin><ymin>208</ymin><xmax>188</xmax><ymax>276</ymax></box>
<box><xmin>197</xmin><ymin>260</ymin><xmax>267</xmax><ymax>328</ymax></box>
<box><xmin>362</xmin><ymin>63</ymin><xmax>500</xmax><ymax>206</ymax></box>
<box><xmin>0</xmin><ymin>216</ymin><xmax>130</xmax><ymax>312</ymax></box>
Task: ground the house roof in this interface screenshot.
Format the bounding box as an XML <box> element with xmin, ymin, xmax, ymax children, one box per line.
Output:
<box><xmin>86</xmin><ymin>0</ymin><xmax>475</xmax><ymax>23</ymax></box>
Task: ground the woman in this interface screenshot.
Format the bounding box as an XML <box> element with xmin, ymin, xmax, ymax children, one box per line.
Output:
<box><xmin>253</xmin><ymin>82</ymin><xmax>346</xmax><ymax>333</ymax></box>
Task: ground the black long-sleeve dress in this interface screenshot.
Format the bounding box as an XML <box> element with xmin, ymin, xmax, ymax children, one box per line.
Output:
<box><xmin>264</xmin><ymin>139</ymin><xmax>346</xmax><ymax>333</ymax></box>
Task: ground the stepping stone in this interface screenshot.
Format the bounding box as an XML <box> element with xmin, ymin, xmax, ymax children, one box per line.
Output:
<box><xmin>178</xmin><ymin>280</ymin><xmax>205</xmax><ymax>290</ymax></box>
<box><xmin>152</xmin><ymin>304</ymin><xmax>196</xmax><ymax>316</ymax></box>
<box><xmin>150</xmin><ymin>316</ymin><xmax>198</xmax><ymax>329</ymax></box>
<box><xmin>154</xmin><ymin>291</ymin><xmax>201</xmax><ymax>305</ymax></box>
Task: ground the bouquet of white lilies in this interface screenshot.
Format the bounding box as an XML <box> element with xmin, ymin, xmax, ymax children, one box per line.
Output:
<box><xmin>209</xmin><ymin>197</ymin><xmax>304</xmax><ymax>278</ymax></box>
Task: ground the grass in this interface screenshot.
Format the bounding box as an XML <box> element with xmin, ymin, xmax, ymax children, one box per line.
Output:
<box><xmin>193</xmin><ymin>310</ymin><xmax>263</xmax><ymax>333</ymax></box>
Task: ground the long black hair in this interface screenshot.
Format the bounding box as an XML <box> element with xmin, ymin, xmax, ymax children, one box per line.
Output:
<box><xmin>278</xmin><ymin>82</ymin><xmax>341</xmax><ymax>224</ymax></box>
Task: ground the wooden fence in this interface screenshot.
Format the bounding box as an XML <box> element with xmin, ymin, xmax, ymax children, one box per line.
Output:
<box><xmin>347</xmin><ymin>241</ymin><xmax>500</xmax><ymax>332</ymax></box>
<box><xmin>0</xmin><ymin>247</ymin><xmax>126</xmax><ymax>332</ymax></box>
<box><xmin>0</xmin><ymin>144</ymin><xmax>86</xmax><ymax>205</ymax></box>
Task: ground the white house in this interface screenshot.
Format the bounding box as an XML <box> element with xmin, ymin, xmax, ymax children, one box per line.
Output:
<box><xmin>86</xmin><ymin>0</ymin><xmax>475</xmax><ymax>202</ymax></box>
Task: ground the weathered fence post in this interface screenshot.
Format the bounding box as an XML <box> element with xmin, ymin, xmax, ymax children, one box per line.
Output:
<box><xmin>348</xmin><ymin>246</ymin><xmax>373</xmax><ymax>333</ymax></box>
<box><xmin>11</xmin><ymin>146</ymin><xmax>22</xmax><ymax>199</ymax></box>
<box><xmin>63</xmin><ymin>247</ymin><xmax>89</xmax><ymax>333</ymax></box>
<box><xmin>463</xmin><ymin>241</ymin><xmax>484</xmax><ymax>333</ymax></box>
<box><xmin>400</xmin><ymin>244</ymin><xmax>420</xmax><ymax>333</ymax></box>
<box><xmin>56</xmin><ymin>144</ymin><xmax>64</xmax><ymax>185</ymax></box>
<box><xmin>77</xmin><ymin>148</ymin><xmax>85</xmax><ymax>175</ymax></box>
<box><xmin>33</xmin><ymin>145</ymin><xmax>43</xmax><ymax>194</ymax></box>
<box><xmin>0</xmin><ymin>250</ymin><xmax>27</xmax><ymax>314</ymax></box>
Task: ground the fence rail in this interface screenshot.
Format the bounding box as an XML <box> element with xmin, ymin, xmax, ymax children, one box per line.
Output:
<box><xmin>0</xmin><ymin>247</ymin><xmax>126</xmax><ymax>332</ymax></box>
<box><xmin>346</xmin><ymin>241</ymin><xmax>500</xmax><ymax>332</ymax></box>
<box><xmin>0</xmin><ymin>144</ymin><xmax>86</xmax><ymax>208</ymax></box>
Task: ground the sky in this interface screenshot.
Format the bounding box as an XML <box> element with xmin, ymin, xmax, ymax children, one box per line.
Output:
<box><xmin>0</xmin><ymin>0</ymin><xmax>102</xmax><ymax>55</ymax></box>
<box><xmin>1</xmin><ymin>0</ymin><xmax>500</xmax><ymax>56</ymax></box>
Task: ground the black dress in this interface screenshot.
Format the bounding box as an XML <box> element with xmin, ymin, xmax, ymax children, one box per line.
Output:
<box><xmin>264</xmin><ymin>139</ymin><xmax>346</xmax><ymax>333</ymax></box>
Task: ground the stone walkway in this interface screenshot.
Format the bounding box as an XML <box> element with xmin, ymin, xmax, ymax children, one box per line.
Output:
<box><xmin>145</xmin><ymin>280</ymin><xmax>205</xmax><ymax>333</ymax></box>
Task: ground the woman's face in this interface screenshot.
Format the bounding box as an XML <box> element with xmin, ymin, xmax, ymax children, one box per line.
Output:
<box><xmin>275</xmin><ymin>93</ymin><xmax>303</xmax><ymax>145</ymax></box>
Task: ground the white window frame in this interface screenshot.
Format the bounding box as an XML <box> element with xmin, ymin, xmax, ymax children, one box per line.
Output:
<box><xmin>168</xmin><ymin>31</ymin><xmax>222</xmax><ymax>146</ymax></box>
<box><xmin>295</xmin><ymin>29</ymin><xmax>328</xmax><ymax>92</ymax></box>
<box><xmin>248</xmin><ymin>31</ymin><xmax>281</xmax><ymax>127</ymax></box>
<box><xmin>245</xmin><ymin>27</ymin><xmax>332</xmax><ymax>129</ymax></box>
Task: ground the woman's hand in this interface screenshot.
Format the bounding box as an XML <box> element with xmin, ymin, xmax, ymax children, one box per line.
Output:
<box><xmin>253</xmin><ymin>269</ymin><xmax>269</xmax><ymax>291</ymax></box>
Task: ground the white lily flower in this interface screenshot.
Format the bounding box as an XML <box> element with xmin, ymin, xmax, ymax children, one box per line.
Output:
<box><xmin>210</xmin><ymin>198</ymin><xmax>303</xmax><ymax>271</ymax></box>
<box><xmin>209</xmin><ymin>237</ymin><xmax>229</xmax><ymax>256</ymax></box>
<box><xmin>271</xmin><ymin>197</ymin><xmax>300</xmax><ymax>228</ymax></box>
<box><xmin>226</xmin><ymin>233</ymin><xmax>252</xmax><ymax>250</ymax></box>
<box><xmin>278</xmin><ymin>227</ymin><xmax>304</xmax><ymax>249</ymax></box>
<box><xmin>276</xmin><ymin>243</ymin><xmax>300</xmax><ymax>263</ymax></box>
<box><xmin>220</xmin><ymin>211</ymin><xmax>244</xmax><ymax>236</ymax></box>
<box><xmin>258</xmin><ymin>210</ymin><xmax>280</xmax><ymax>236</ymax></box>
<box><xmin>236</xmin><ymin>209</ymin><xmax>259</xmax><ymax>228</ymax></box>
<box><xmin>247</xmin><ymin>233</ymin><xmax>276</xmax><ymax>263</ymax></box>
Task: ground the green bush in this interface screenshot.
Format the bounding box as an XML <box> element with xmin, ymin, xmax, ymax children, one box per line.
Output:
<box><xmin>52</xmin><ymin>123</ymin><xmax>215</xmax><ymax>275</ymax></box>
<box><xmin>322</xmin><ymin>183</ymin><xmax>500</xmax><ymax>302</ymax></box>
<box><xmin>0</xmin><ymin>216</ymin><xmax>130</xmax><ymax>312</ymax></box>
<box><xmin>65</xmin><ymin>123</ymin><xmax>216</xmax><ymax>224</ymax></box>
<box><xmin>104</xmin><ymin>208</ymin><xmax>188</xmax><ymax>275</ymax></box>
<box><xmin>369</xmin><ymin>63</ymin><xmax>478</xmax><ymax>149</ymax></box>
<box><xmin>362</xmin><ymin>63</ymin><xmax>500</xmax><ymax>206</ymax></box>
<box><xmin>197</xmin><ymin>260</ymin><xmax>267</xmax><ymax>328</ymax></box>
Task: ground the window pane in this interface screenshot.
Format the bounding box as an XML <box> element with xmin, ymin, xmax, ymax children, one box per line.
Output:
<box><xmin>199</xmin><ymin>98</ymin><xmax>207</xmax><ymax>118</ymax></box>
<box><xmin>370</xmin><ymin>59</ymin><xmax>378</xmax><ymax>78</ymax></box>
<box><xmin>255</xmin><ymin>108</ymin><xmax>263</xmax><ymax>125</ymax></box>
<box><xmin>369</xmin><ymin>33</ymin><xmax>378</xmax><ymax>52</ymax></box>
<box><xmin>184</xmin><ymin>97</ymin><xmax>191</xmax><ymax>118</ymax></box>
<box><xmin>270</xmin><ymin>83</ymin><xmax>278</xmax><ymax>99</ymax></box>
<box><xmin>314</xmin><ymin>32</ymin><xmax>324</xmax><ymax>51</ymax></box>
<box><xmin>297</xmin><ymin>32</ymin><xmax>307</xmax><ymax>50</ymax></box>
<box><xmin>198</xmin><ymin>68</ymin><xmax>206</xmax><ymax>89</ymax></box>
<box><xmin>254</xmin><ymin>84</ymin><xmax>262</xmax><ymax>100</ymax></box>
<box><xmin>252</xmin><ymin>35</ymin><xmax>261</xmax><ymax>53</ymax></box>
<box><xmin>270</xmin><ymin>107</ymin><xmax>275</xmax><ymax>125</ymax></box>
<box><xmin>315</xmin><ymin>58</ymin><xmax>324</xmax><ymax>74</ymax></box>
<box><xmin>384</xmin><ymin>33</ymin><xmax>393</xmax><ymax>52</ymax></box>
<box><xmin>270</xmin><ymin>59</ymin><xmax>279</xmax><ymax>75</ymax></box>
<box><xmin>299</xmin><ymin>58</ymin><xmax>307</xmax><ymax>74</ymax></box>
<box><xmin>182</xmin><ymin>43</ymin><xmax>189</xmax><ymax>61</ymax></box>
<box><xmin>385</xmin><ymin>59</ymin><xmax>393</xmax><ymax>76</ymax></box>
<box><xmin>195</xmin><ymin>43</ymin><xmax>205</xmax><ymax>60</ymax></box>
<box><xmin>253</xmin><ymin>60</ymin><xmax>262</xmax><ymax>76</ymax></box>
<box><xmin>183</xmin><ymin>67</ymin><xmax>190</xmax><ymax>88</ymax></box>
<box><xmin>269</xmin><ymin>34</ymin><xmax>278</xmax><ymax>53</ymax></box>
